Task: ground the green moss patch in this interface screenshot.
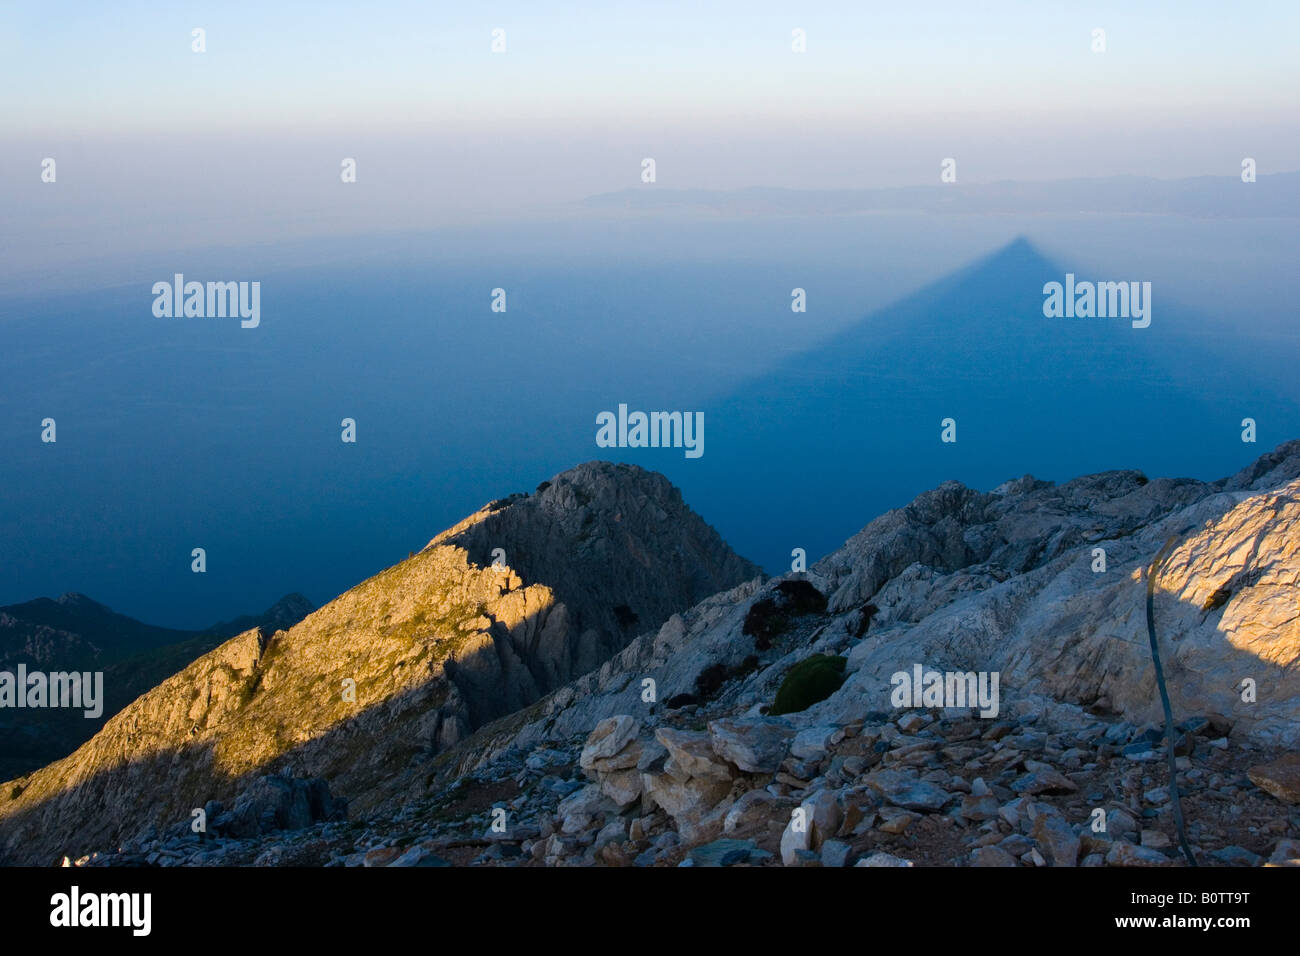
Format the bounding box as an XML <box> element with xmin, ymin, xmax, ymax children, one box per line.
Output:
<box><xmin>770</xmin><ymin>654</ymin><xmax>847</xmax><ymax>716</ymax></box>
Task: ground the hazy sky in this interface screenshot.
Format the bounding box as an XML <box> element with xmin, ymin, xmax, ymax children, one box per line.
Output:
<box><xmin>6</xmin><ymin>1</ymin><xmax>1299</xmax><ymax>129</ymax></box>
<box><xmin>3</xmin><ymin>1</ymin><xmax>1297</xmax><ymax>284</ymax></box>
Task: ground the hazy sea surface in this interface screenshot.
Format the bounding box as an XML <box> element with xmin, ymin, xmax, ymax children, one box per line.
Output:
<box><xmin>1</xmin><ymin>213</ymin><xmax>1296</xmax><ymax>626</ymax></box>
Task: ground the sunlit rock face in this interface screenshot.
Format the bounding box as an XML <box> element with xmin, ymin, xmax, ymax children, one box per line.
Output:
<box><xmin>0</xmin><ymin>461</ymin><xmax>758</xmax><ymax>866</ymax></box>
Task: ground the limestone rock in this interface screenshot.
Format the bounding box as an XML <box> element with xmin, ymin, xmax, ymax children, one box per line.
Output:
<box><xmin>598</xmin><ymin>769</ymin><xmax>644</xmax><ymax>807</ymax></box>
<box><xmin>557</xmin><ymin>785</ymin><xmax>616</xmax><ymax>834</ymax></box>
<box><xmin>580</xmin><ymin>716</ymin><xmax>641</xmax><ymax>771</ymax></box>
<box><xmin>1031</xmin><ymin>809</ymin><xmax>1080</xmax><ymax>867</ymax></box>
<box><xmin>1106</xmin><ymin>842</ymin><xmax>1173</xmax><ymax>867</ymax></box>
<box><xmin>656</xmin><ymin>729</ymin><xmax>736</xmax><ymax>783</ymax></box>
<box><xmin>640</xmin><ymin>771</ymin><xmax>730</xmax><ymax>823</ymax></box>
<box><xmin>779</xmin><ymin>813</ymin><xmax>811</xmax><ymax>866</ymax></box>
<box><xmin>959</xmin><ymin>793</ymin><xmax>1000</xmax><ymax>821</ymax></box>
<box><xmin>724</xmin><ymin>790</ymin><xmax>789</xmax><ymax>835</ymax></box>
<box><xmin>10</xmin><ymin>443</ymin><xmax>1300</xmax><ymax>870</ymax></box>
<box><xmin>708</xmin><ymin>718</ymin><xmax>795</xmax><ymax>774</ymax></box>
<box><xmin>803</xmin><ymin>790</ymin><xmax>844</xmax><ymax>850</ymax></box>
<box><xmin>1268</xmin><ymin>839</ymin><xmax>1300</xmax><ymax>864</ymax></box>
<box><xmin>821</xmin><ymin>839</ymin><xmax>853</xmax><ymax>868</ymax></box>
<box><xmin>789</xmin><ymin>725</ymin><xmax>845</xmax><ymax>762</ymax></box>
<box><xmin>1248</xmin><ymin>754</ymin><xmax>1300</xmax><ymax>803</ymax></box>
<box><xmin>363</xmin><ymin>847</ymin><xmax>400</xmax><ymax>867</ymax></box>
<box><xmin>214</xmin><ymin>774</ymin><xmax>343</xmax><ymax>839</ymax></box>
<box><xmin>865</xmin><ymin>770</ymin><xmax>952</xmax><ymax>812</ymax></box>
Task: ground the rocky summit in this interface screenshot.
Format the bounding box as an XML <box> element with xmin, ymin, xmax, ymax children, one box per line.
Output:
<box><xmin>4</xmin><ymin>446</ymin><xmax>1300</xmax><ymax>869</ymax></box>
<box><xmin>0</xmin><ymin>461</ymin><xmax>757</xmax><ymax>866</ymax></box>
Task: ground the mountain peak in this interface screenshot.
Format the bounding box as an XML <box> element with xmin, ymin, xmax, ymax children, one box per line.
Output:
<box><xmin>259</xmin><ymin>594</ymin><xmax>315</xmax><ymax>631</ymax></box>
<box><xmin>0</xmin><ymin>463</ymin><xmax>758</xmax><ymax>864</ymax></box>
<box><xmin>429</xmin><ymin>459</ymin><xmax>759</xmax><ymax>655</ymax></box>
<box><xmin>53</xmin><ymin>592</ymin><xmax>109</xmax><ymax>610</ymax></box>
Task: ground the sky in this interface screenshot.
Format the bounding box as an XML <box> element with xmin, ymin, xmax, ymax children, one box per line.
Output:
<box><xmin>3</xmin><ymin>0</ymin><xmax>1297</xmax><ymax>289</ymax></box>
<box><xmin>5</xmin><ymin>1</ymin><xmax>1299</xmax><ymax>131</ymax></box>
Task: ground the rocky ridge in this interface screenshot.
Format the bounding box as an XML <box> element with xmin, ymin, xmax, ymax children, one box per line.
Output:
<box><xmin>12</xmin><ymin>444</ymin><xmax>1300</xmax><ymax>868</ymax></box>
<box><xmin>0</xmin><ymin>461</ymin><xmax>758</xmax><ymax>865</ymax></box>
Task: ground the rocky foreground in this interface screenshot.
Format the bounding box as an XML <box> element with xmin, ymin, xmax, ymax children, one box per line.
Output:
<box><xmin>13</xmin><ymin>443</ymin><xmax>1300</xmax><ymax>867</ymax></box>
<box><xmin>68</xmin><ymin>700</ymin><xmax>1300</xmax><ymax>868</ymax></box>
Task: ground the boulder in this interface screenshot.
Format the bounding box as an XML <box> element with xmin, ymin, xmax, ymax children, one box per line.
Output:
<box><xmin>556</xmin><ymin>785</ymin><xmax>617</xmax><ymax>834</ymax></box>
<box><xmin>640</xmin><ymin>770</ymin><xmax>730</xmax><ymax>822</ymax></box>
<box><xmin>580</xmin><ymin>716</ymin><xmax>641</xmax><ymax>771</ymax></box>
<box><xmin>214</xmin><ymin>773</ymin><xmax>341</xmax><ymax>838</ymax></box>
<box><xmin>779</xmin><ymin>811</ymin><xmax>811</xmax><ymax>866</ymax></box>
<box><xmin>594</xmin><ymin>818</ymin><xmax>628</xmax><ymax>850</ymax></box>
<box><xmin>363</xmin><ymin>847</ymin><xmax>401</xmax><ymax>867</ymax></box>
<box><xmin>1106</xmin><ymin>841</ymin><xmax>1173</xmax><ymax>867</ymax></box>
<box><xmin>655</xmin><ymin>728</ymin><xmax>737</xmax><ymax>783</ymax></box>
<box><xmin>821</xmin><ymin>839</ymin><xmax>853</xmax><ymax>868</ymax></box>
<box><xmin>1248</xmin><ymin>754</ymin><xmax>1300</xmax><ymax>803</ymax></box>
<box><xmin>597</xmin><ymin>768</ymin><xmax>644</xmax><ymax>806</ymax></box>
<box><xmin>803</xmin><ymin>790</ymin><xmax>844</xmax><ymax>849</ymax></box>
<box><xmin>1268</xmin><ymin>839</ymin><xmax>1300</xmax><ymax>864</ymax></box>
<box><xmin>708</xmin><ymin>718</ymin><xmax>795</xmax><ymax>774</ymax></box>
<box><xmin>1011</xmin><ymin>761</ymin><xmax>1078</xmax><ymax>796</ymax></box>
<box><xmin>789</xmin><ymin>725</ymin><xmax>845</xmax><ymax>762</ymax></box>
<box><xmin>865</xmin><ymin>770</ymin><xmax>952</xmax><ymax>812</ymax></box>
<box><xmin>959</xmin><ymin>793</ymin><xmax>1000</xmax><ymax>821</ymax></box>
<box><xmin>1031</xmin><ymin>809</ymin><xmax>1080</xmax><ymax>867</ymax></box>
<box><xmin>724</xmin><ymin>789</ymin><xmax>787</xmax><ymax>835</ymax></box>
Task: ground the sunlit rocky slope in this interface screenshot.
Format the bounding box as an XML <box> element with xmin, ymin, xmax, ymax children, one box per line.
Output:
<box><xmin>0</xmin><ymin>462</ymin><xmax>758</xmax><ymax>864</ymax></box>
<box><xmin>4</xmin><ymin>446</ymin><xmax>1299</xmax><ymax>867</ymax></box>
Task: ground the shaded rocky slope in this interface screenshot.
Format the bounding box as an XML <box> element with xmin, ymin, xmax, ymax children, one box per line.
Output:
<box><xmin>424</xmin><ymin>462</ymin><xmax>758</xmax><ymax>708</ymax></box>
<box><xmin>0</xmin><ymin>462</ymin><xmax>758</xmax><ymax>865</ymax></box>
<box><xmin>355</xmin><ymin>440</ymin><xmax>1297</xmax><ymax>868</ymax></box>
<box><xmin>439</xmin><ymin>443</ymin><xmax>1300</xmax><ymax>776</ymax></box>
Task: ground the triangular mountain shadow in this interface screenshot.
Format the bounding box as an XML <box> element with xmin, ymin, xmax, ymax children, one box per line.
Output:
<box><xmin>680</xmin><ymin>237</ymin><xmax>1300</xmax><ymax>573</ymax></box>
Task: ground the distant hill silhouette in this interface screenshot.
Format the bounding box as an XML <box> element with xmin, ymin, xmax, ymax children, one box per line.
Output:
<box><xmin>582</xmin><ymin>172</ymin><xmax>1300</xmax><ymax>219</ymax></box>
<box><xmin>0</xmin><ymin>592</ymin><xmax>313</xmax><ymax>778</ymax></box>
